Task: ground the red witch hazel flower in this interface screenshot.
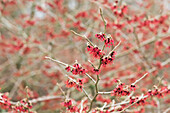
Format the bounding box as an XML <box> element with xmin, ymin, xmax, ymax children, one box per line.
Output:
<box><xmin>72</xmin><ymin>64</ymin><xmax>87</xmax><ymax>75</ymax></box>
<box><xmin>95</xmin><ymin>33</ymin><xmax>105</xmax><ymax>41</ymax></box>
<box><xmin>147</xmin><ymin>86</ymin><xmax>170</xmax><ymax>98</ymax></box>
<box><xmin>104</xmin><ymin>37</ymin><xmax>114</xmax><ymax>48</ymax></box>
<box><xmin>75</xmin><ymin>84</ymin><xmax>83</xmax><ymax>91</ymax></box>
<box><xmin>101</xmin><ymin>51</ymin><xmax>116</xmax><ymax>67</ymax></box>
<box><xmin>92</xmin><ymin>68</ymin><xmax>101</xmax><ymax>75</ymax></box>
<box><xmin>62</xmin><ymin>100</ymin><xmax>72</xmax><ymax>107</ymax></box>
<box><xmin>130</xmin><ymin>97</ymin><xmax>146</xmax><ymax>106</ymax></box>
<box><xmin>65</xmin><ymin>66</ymin><xmax>71</xmax><ymax>72</ymax></box>
<box><xmin>65</xmin><ymin>64</ymin><xmax>87</xmax><ymax>75</ymax></box>
<box><xmin>65</xmin><ymin>78</ymin><xmax>84</xmax><ymax>92</ymax></box>
<box><xmin>61</xmin><ymin>100</ymin><xmax>78</xmax><ymax>112</ymax></box>
<box><xmin>0</xmin><ymin>93</ymin><xmax>11</xmax><ymax>109</ymax></box>
<box><xmin>65</xmin><ymin>80</ymin><xmax>76</xmax><ymax>88</ymax></box>
<box><xmin>129</xmin><ymin>84</ymin><xmax>136</xmax><ymax>91</ymax></box>
<box><xmin>75</xmin><ymin>78</ymin><xmax>84</xmax><ymax>91</ymax></box>
<box><xmin>111</xmin><ymin>83</ymin><xmax>130</xmax><ymax>96</ymax></box>
<box><xmin>77</xmin><ymin>78</ymin><xmax>84</xmax><ymax>85</ymax></box>
<box><xmin>87</xmin><ymin>45</ymin><xmax>105</xmax><ymax>59</ymax></box>
<box><xmin>95</xmin><ymin>33</ymin><xmax>114</xmax><ymax>48</ymax></box>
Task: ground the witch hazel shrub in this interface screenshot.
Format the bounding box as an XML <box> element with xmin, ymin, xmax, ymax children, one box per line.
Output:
<box><xmin>0</xmin><ymin>0</ymin><xmax>169</xmax><ymax>113</ymax></box>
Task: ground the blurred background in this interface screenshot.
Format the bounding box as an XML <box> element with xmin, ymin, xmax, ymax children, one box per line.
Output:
<box><xmin>0</xmin><ymin>0</ymin><xmax>169</xmax><ymax>112</ymax></box>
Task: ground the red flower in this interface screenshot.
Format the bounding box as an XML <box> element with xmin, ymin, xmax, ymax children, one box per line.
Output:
<box><xmin>111</xmin><ymin>83</ymin><xmax>130</xmax><ymax>96</ymax></box>
<box><xmin>77</xmin><ymin>78</ymin><xmax>84</xmax><ymax>85</ymax></box>
<box><xmin>65</xmin><ymin>66</ymin><xmax>71</xmax><ymax>72</ymax></box>
<box><xmin>130</xmin><ymin>85</ymin><xmax>136</xmax><ymax>91</ymax></box>
<box><xmin>65</xmin><ymin>80</ymin><xmax>76</xmax><ymax>88</ymax></box>
<box><xmin>104</xmin><ymin>38</ymin><xmax>114</xmax><ymax>48</ymax></box>
<box><xmin>92</xmin><ymin>68</ymin><xmax>101</xmax><ymax>75</ymax></box>
<box><xmin>62</xmin><ymin>100</ymin><xmax>72</xmax><ymax>107</ymax></box>
<box><xmin>87</xmin><ymin>45</ymin><xmax>105</xmax><ymax>59</ymax></box>
<box><xmin>95</xmin><ymin>33</ymin><xmax>105</xmax><ymax>41</ymax></box>
<box><xmin>101</xmin><ymin>51</ymin><xmax>116</xmax><ymax>67</ymax></box>
<box><xmin>71</xmin><ymin>64</ymin><xmax>87</xmax><ymax>75</ymax></box>
<box><xmin>75</xmin><ymin>85</ymin><xmax>83</xmax><ymax>92</ymax></box>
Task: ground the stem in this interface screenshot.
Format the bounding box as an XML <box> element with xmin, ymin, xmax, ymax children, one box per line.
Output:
<box><xmin>98</xmin><ymin>91</ymin><xmax>112</xmax><ymax>94</ymax></box>
<box><xmin>132</xmin><ymin>73</ymin><xmax>148</xmax><ymax>85</ymax></box>
<box><xmin>45</xmin><ymin>56</ymin><xmax>72</xmax><ymax>67</ymax></box>
<box><xmin>107</xmin><ymin>41</ymin><xmax>121</xmax><ymax>57</ymax></box>
<box><xmin>100</xmin><ymin>8</ymin><xmax>107</xmax><ymax>34</ymax></box>
<box><xmin>120</xmin><ymin>94</ymin><xmax>144</xmax><ymax>112</ymax></box>
<box><xmin>56</xmin><ymin>83</ymin><xmax>66</xmax><ymax>99</ymax></box>
<box><xmin>71</xmin><ymin>30</ymin><xmax>95</xmax><ymax>47</ymax></box>
<box><xmin>133</xmin><ymin>28</ymin><xmax>151</xmax><ymax>68</ymax></box>
<box><xmin>87</xmin><ymin>55</ymin><xmax>104</xmax><ymax>112</ymax></box>
<box><xmin>87</xmin><ymin>75</ymin><xmax>100</xmax><ymax>112</ymax></box>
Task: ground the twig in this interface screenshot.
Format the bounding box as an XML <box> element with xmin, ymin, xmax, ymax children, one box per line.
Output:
<box><xmin>56</xmin><ymin>83</ymin><xmax>66</xmax><ymax>99</ymax></box>
<box><xmin>98</xmin><ymin>91</ymin><xmax>112</xmax><ymax>95</ymax></box>
<box><xmin>100</xmin><ymin>102</ymin><xmax>107</xmax><ymax>111</ymax></box>
<box><xmin>71</xmin><ymin>30</ymin><xmax>95</xmax><ymax>47</ymax></box>
<box><xmin>133</xmin><ymin>28</ymin><xmax>151</xmax><ymax>68</ymax></box>
<box><xmin>132</xmin><ymin>73</ymin><xmax>148</xmax><ymax>85</ymax></box>
<box><xmin>88</xmin><ymin>60</ymin><xmax>96</xmax><ymax>69</ymax></box>
<box><xmin>87</xmin><ymin>75</ymin><xmax>100</xmax><ymax>112</ymax></box>
<box><xmin>100</xmin><ymin>8</ymin><xmax>107</xmax><ymax>33</ymax></box>
<box><xmin>86</xmin><ymin>73</ymin><xmax>96</xmax><ymax>83</ymax></box>
<box><xmin>29</xmin><ymin>95</ymin><xmax>64</xmax><ymax>103</ymax></box>
<box><xmin>119</xmin><ymin>94</ymin><xmax>144</xmax><ymax>112</ymax></box>
<box><xmin>45</xmin><ymin>56</ymin><xmax>73</xmax><ymax>67</ymax></box>
<box><xmin>107</xmin><ymin>41</ymin><xmax>121</xmax><ymax>57</ymax></box>
<box><xmin>163</xmin><ymin>107</ymin><xmax>170</xmax><ymax>113</ymax></box>
<box><xmin>0</xmin><ymin>93</ymin><xmax>64</xmax><ymax>104</ymax></box>
<box><xmin>80</xmin><ymin>98</ymin><xmax>87</xmax><ymax>113</ymax></box>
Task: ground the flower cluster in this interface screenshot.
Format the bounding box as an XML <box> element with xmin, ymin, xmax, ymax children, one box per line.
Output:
<box><xmin>130</xmin><ymin>97</ymin><xmax>146</xmax><ymax>106</ymax></box>
<box><xmin>110</xmin><ymin>0</ymin><xmax>128</xmax><ymax>18</ymax></box>
<box><xmin>14</xmin><ymin>99</ymin><xmax>33</xmax><ymax>112</ymax></box>
<box><xmin>95</xmin><ymin>33</ymin><xmax>105</xmax><ymax>41</ymax></box>
<box><xmin>87</xmin><ymin>45</ymin><xmax>105</xmax><ymax>59</ymax></box>
<box><xmin>92</xmin><ymin>68</ymin><xmax>101</xmax><ymax>75</ymax></box>
<box><xmin>65</xmin><ymin>79</ymin><xmax>84</xmax><ymax>92</ymax></box>
<box><xmin>65</xmin><ymin>64</ymin><xmax>87</xmax><ymax>75</ymax></box>
<box><xmin>62</xmin><ymin>100</ymin><xmax>78</xmax><ymax>112</ymax></box>
<box><xmin>0</xmin><ymin>93</ymin><xmax>11</xmax><ymax>110</ymax></box>
<box><xmin>104</xmin><ymin>38</ymin><xmax>114</xmax><ymax>48</ymax></box>
<box><xmin>111</xmin><ymin>83</ymin><xmax>130</xmax><ymax>96</ymax></box>
<box><xmin>0</xmin><ymin>94</ymin><xmax>33</xmax><ymax>112</ymax></box>
<box><xmin>95</xmin><ymin>33</ymin><xmax>114</xmax><ymax>48</ymax></box>
<box><xmin>129</xmin><ymin>84</ymin><xmax>136</xmax><ymax>91</ymax></box>
<box><xmin>147</xmin><ymin>86</ymin><xmax>169</xmax><ymax>98</ymax></box>
<box><xmin>62</xmin><ymin>99</ymin><xmax>88</xmax><ymax>112</ymax></box>
<box><xmin>65</xmin><ymin>80</ymin><xmax>76</xmax><ymax>88</ymax></box>
<box><xmin>101</xmin><ymin>51</ymin><xmax>116</xmax><ymax>67</ymax></box>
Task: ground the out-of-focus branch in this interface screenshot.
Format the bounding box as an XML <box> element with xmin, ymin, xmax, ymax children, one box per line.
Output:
<box><xmin>116</xmin><ymin>35</ymin><xmax>168</xmax><ymax>58</ymax></box>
